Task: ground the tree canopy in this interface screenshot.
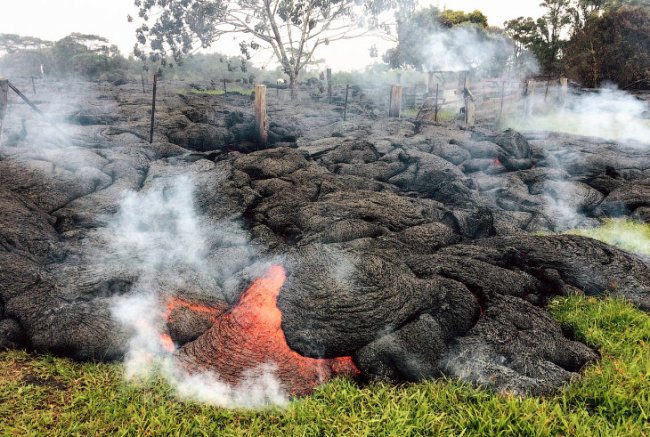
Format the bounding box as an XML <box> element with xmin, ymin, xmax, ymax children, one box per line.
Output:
<box><xmin>0</xmin><ymin>34</ymin><xmax>52</xmax><ymax>55</ymax></box>
<box><xmin>564</xmin><ymin>6</ymin><xmax>650</xmax><ymax>89</ymax></box>
<box><xmin>0</xmin><ymin>33</ymin><xmax>132</xmax><ymax>82</ymax></box>
<box><xmin>383</xmin><ymin>6</ymin><xmax>510</xmax><ymax>77</ymax></box>
<box><xmin>505</xmin><ymin>0</ymin><xmax>650</xmax><ymax>77</ymax></box>
<box><xmin>132</xmin><ymin>0</ymin><xmax>393</xmax><ymax>95</ymax></box>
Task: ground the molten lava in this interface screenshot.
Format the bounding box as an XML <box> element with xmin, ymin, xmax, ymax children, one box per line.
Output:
<box><xmin>175</xmin><ymin>265</ymin><xmax>360</xmax><ymax>396</ymax></box>
<box><xmin>160</xmin><ymin>333</ymin><xmax>176</xmax><ymax>353</ymax></box>
<box><xmin>164</xmin><ymin>297</ymin><xmax>224</xmax><ymax>323</ymax></box>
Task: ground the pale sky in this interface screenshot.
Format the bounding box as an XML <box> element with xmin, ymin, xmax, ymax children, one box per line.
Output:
<box><xmin>0</xmin><ymin>0</ymin><xmax>545</xmax><ymax>71</ymax></box>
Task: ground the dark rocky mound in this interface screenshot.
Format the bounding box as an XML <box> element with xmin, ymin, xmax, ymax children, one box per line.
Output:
<box><xmin>0</xmin><ymin>80</ymin><xmax>649</xmax><ymax>395</ymax></box>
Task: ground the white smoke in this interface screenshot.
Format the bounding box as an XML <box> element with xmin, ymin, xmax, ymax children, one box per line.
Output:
<box><xmin>509</xmin><ymin>86</ymin><xmax>650</xmax><ymax>147</ymax></box>
<box><xmin>542</xmin><ymin>180</ymin><xmax>589</xmax><ymax>231</ymax></box>
<box><xmin>422</xmin><ymin>26</ymin><xmax>511</xmax><ymax>73</ymax></box>
<box><xmin>108</xmin><ymin>174</ymin><xmax>288</xmax><ymax>408</ymax></box>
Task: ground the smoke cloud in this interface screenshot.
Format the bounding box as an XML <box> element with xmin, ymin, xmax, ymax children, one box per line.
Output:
<box><xmin>421</xmin><ymin>25</ymin><xmax>515</xmax><ymax>75</ymax></box>
<box><xmin>509</xmin><ymin>86</ymin><xmax>650</xmax><ymax>147</ymax></box>
<box><xmin>107</xmin><ymin>174</ymin><xmax>289</xmax><ymax>408</ymax></box>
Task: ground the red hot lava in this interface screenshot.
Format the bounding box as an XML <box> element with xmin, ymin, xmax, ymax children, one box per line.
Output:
<box><xmin>174</xmin><ymin>265</ymin><xmax>360</xmax><ymax>396</ymax></box>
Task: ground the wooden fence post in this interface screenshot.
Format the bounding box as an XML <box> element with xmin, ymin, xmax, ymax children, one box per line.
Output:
<box><xmin>544</xmin><ymin>80</ymin><xmax>550</xmax><ymax>102</ymax></box>
<box><xmin>526</xmin><ymin>80</ymin><xmax>536</xmax><ymax>116</ymax></box>
<box><xmin>559</xmin><ymin>77</ymin><xmax>568</xmax><ymax>105</ymax></box>
<box><xmin>0</xmin><ymin>77</ymin><xmax>8</xmax><ymax>137</ymax></box>
<box><xmin>149</xmin><ymin>74</ymin><xmax>157</xmax><ymax>144</ymax></box>
<box><xmin>498</xmin><ymin>81</ymin><xmax>506</xmax><ymax>126</ymax></box>
<box><xmin>31</xmin><ymin>77</ymin><xmax>36</xmax><ymax>94</ymax></box>
<box><xmin>389</xmin><ymin>85</ymin><xmax>403</xmax><ymax>118</ymax></box>
<box><xmin>141</xmin><ymin>73</ymin><xmax>146</xmax><ymax>93</ymax></box>
<box><xmin>254</xmin><ymin>84</ymin><xmax>268</xmax><ymax>146</ymax></box>
<box><xmin>343</xmin><ymin>84</ymin><xmax>350</xmax><ymax>121</ymax></box>
<box><xmin>427</xmin><ymin>71</ymin><xmax>435</xmax><ymax>95</ymax></box>
<box><xmin>223</xmin><ymin>79</ymin><xmax>227</xmax><ymax>95</ymax></box>
<box><xmin>465</xmin><ymin>97</ymin><xmax>475</xmax><ymax>126</ymax></box>
<box><xmin>326</xmin><ymin>68</ymin><xmax>332</xmax><ymax>104</ymax></box>
<box><xmin>434</xmin><ymin>83</ymin><xmax>439</xmax><ymax>122</ymax></box>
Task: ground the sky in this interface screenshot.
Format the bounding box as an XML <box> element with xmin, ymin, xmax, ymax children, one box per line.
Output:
<box><xmin>0</xmin><ymin>0</ymin><xmax>545</xmax><ymax>71</ymax></box>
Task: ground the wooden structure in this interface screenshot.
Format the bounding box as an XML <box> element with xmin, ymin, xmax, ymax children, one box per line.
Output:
<box><xmin>389</xmin><ymin>85</ymin><xmax>403</xmax><ymax>118</ymax></box>
<box><xmin>254</xmin><ymin>84</ymin><xmax>268</xmax><ymax>145</ymax></box>
<box><xmin>149</xmin><ymin>74</ymin><xmax>158</xmax><ymax>143</ymax></box>
<box><xmin>343</xmin><ymin>84</ymin><xmax>350</xmax><ymax>121</ymax></box>
<box><xmin>326</xmin><ymin>68</ymin><xmax>332</xmax><ymax>104</ymax></box>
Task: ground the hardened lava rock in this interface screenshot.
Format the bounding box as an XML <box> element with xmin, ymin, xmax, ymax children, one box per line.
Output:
<box><xmin>1</xmin><ymin>81</ymin><xmax>649</xmax><ymax>395</ymax></box>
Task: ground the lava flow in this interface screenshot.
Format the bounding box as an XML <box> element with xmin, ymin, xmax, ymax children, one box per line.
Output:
<box><xmin>175</xmin><ymin>265</ymin><xmax>360</xmax><ymax>396</ymax></box>
<box><xmin>158</xmin><ymin>297</ymin><xmax>227</xmax><ymax>353</ymax></box>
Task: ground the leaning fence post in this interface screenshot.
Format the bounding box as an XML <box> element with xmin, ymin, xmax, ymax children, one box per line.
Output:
<box><xmin>0</xmin><ymin>77</ymin><xmax>8</xmax><ymax>138</ymax></box>
<box><xmin>149</xmin><ymin>74</ymin><xmax>157</xmax><ymax>144</ymax></box>
<box><xmin>343</xmin><ymin>84</ymin><xmax>350</xmax><ymax>121</ymax></box>
<box><xmin>254</xmin><ymin>84</ymin><xmax>268</xmax><ymax>146</ymax></box>
<box><xmin>463</xmin><ymin>84</ymin><xmax>475</xmax><ymax>127</ymax></box>
<box><xmin>326</xmin><ymin>68</ymin><xmax>332</xmax><ymax>104</ymax></box>
<box><xmin>389</xmin><ymin>85</ymin><xmax>403</xmax><ymax>118</ymax></box>
<box><xmin>31</xmin><ymin>76</ymin><xmax>36</xmax><ymax>94</ymax></box>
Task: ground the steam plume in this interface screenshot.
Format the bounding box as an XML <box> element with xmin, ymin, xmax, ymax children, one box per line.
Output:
<box><xmin>108</xmin><ymin>174</ymin><xmax>288</xmax><ymax>408</ymax></box>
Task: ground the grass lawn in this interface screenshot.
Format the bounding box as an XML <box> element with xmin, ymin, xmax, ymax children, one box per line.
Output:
<box><xmin>184</xmin><ymin>88</ymin><xmax>255</xmax><ymax>96</ymax></box>
<box><xmin>504</xmin><ymin>110</ymin><xmax>650</xmax><ymax>144</ymax></box>
<box><xmin>565</xmin><ymin>218</ymin><xmax>650</xmax><ymax>256</ymax></box>
<box><xmin>1</xmin><ymin>295</ymin><xmax>648</xmax><ymax>436</ymax></box>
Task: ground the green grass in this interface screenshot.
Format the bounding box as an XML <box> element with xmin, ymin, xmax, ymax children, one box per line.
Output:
<box><xmin>566</xmin><ymin>218</ymin><xmax>650</xmax><ymax>256</ymax></box>
<box><xmin>1</xmin><ymin>297</ymin><xmax>648</xmax><ymax>436</ymax></box>
<box><xmin>505</xmin><ymin>112</ymin><xmax>650</xmax><ymax>144</ymax></box>
<box><xmin>403</xmin><ymin>107</ymin><xmax>458</xmax><ymax>122</ymax></box>
<box><xmin>180</xmin><ymin>87</ymin><xmax>255</xmax><ymax>96</ymax></box>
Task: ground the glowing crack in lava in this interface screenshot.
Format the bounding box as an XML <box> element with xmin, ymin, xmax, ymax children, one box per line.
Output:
<box><xmin>174</xmin><ymin>265</ymin><xmax>360</xmax><ymax>396</ymax></box>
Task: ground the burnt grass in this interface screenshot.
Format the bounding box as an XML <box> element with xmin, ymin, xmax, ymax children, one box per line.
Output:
<box><xmin>0</xmin><ymin>78</ymin><xmax>649</xmax><ymax>410</ymax></box>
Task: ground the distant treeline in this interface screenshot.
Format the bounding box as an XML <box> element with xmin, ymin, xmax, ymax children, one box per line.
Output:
<box><xmin>0</xmin><ymin>33</ymin><xmax>280</xmax><ymax>85</ymax></box>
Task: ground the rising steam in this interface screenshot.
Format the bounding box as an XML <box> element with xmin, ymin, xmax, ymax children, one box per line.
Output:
<box><xmin>509</xmin><ymin>86</ymin><xmax>650</xmax><ymax>147</ymax></box>
<box><xmin>421</xmin><ymin>25</ymin><xmax>515</xmax><ymax>74</ymax></box>
<box><xmin>108</xmin><ymin>174</ymin><xmax>288</xmax><ymax>408</ymax></box>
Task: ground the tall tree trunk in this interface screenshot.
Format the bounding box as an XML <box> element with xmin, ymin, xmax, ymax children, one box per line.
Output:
<box><xmin>290</xmin><ymin>76</ymin><xmax>297</xmax><ymax>100</ymax></box>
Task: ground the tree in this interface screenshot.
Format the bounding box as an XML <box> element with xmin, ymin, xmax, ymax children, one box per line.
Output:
<box><xmin>51</xmin><ymin>33</ymin><xmax>128</xmax><ymax>79</ymax></box>
<box><xmin>564</xmin><ymin>6</ymin><xmax>650</xmax><ymax>88</ymax></box>
<box><xmin>439</xmin><ymin>9</ymin><xmax>488</xmax><ymax>28</ymax></box>
<box><xmin>505</xmin><ymin>0</ymin><xmax>572</xmax><ymax>75</ymax></box>
<box><xmin>133</xmin><ymin>0</ymin><xmax>392</xmax><ymax>98</ymax></box>
<box><xmin>383</xmin><ymin>7</ymin><xmax>492</xmax><ymax>71</ymax></box>
<box><xmin>0</xmin><ymin>34</ymin><xmax>52</xmax><ymax>55</ymax></box>
<box><xmin>0</xmin><ymin>34</ymin><xmax>53</xmax><ymax>76</ymax></box>
<box><xmin>504</xmin><ymin>0</ymin><xmax>649</xmax><ymax>76</ymax></box>
<box><xmin>383</xmin><ymin>6</ymin><xmax>441</xmax><ymax>69</ymax></box>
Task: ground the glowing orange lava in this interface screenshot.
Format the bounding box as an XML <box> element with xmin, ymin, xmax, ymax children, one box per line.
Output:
<box><xmin>164</xmin><ymin>297</ymin><xmax>224</xmax><ymax>323</ymax></box>
<box><xmin>160</xmin><ymin>333</ymin><xmax>176</xmax><ymax>353</ymax></box>
<box><xmin>176</xmin><ymin>265</ymin><xmax>360</xmax><ymax>396</ymax></box>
